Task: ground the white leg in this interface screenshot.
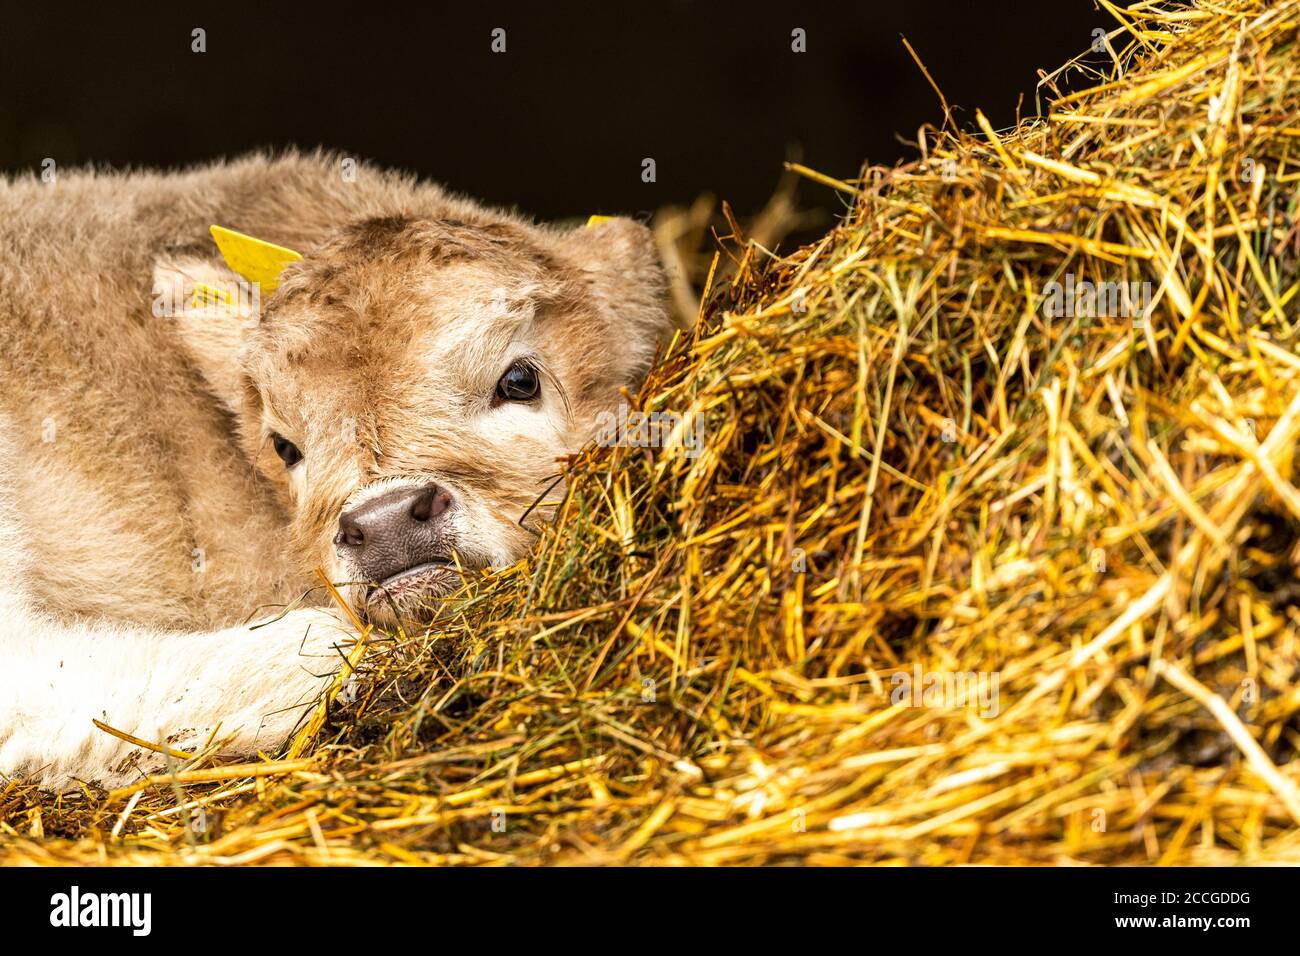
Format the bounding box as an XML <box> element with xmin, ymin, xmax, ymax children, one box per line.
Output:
<box><xmin>0</xmin><ymin>414</ymin><xmax>354</xmax><ymax>789</ymax></box>
<box><xmin>0</xmin><ymin>606</ymin><xmax>353</xmax><ymax>789</ymax></box>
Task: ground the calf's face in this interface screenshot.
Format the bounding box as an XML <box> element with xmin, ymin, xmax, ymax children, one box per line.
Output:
<box><xmin>165</xmin><ymin>215</ymin><xmax>667</xmax><ymax>621</ymax></box>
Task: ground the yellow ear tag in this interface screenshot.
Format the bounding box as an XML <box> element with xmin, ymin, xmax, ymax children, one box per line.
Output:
<box><xmin>586</xmin><ymin>215</ymin><xmax>615</xmax><ymax>228</ymax></box>
<box><xmin>209</xmin><ymin>225</ymin><xmax>302</xmax><ymax>293</ymax></box>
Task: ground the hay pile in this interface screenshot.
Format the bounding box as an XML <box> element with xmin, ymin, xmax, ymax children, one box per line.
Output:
<box><xmin>4</xmin><ymin>0</ymin><xmax>1300</xmax><ymax>865</ymax></box>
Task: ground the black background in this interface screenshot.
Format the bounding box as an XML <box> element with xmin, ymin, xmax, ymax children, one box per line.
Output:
<box><xmin>1</xmin><ymin>2</ymin><xmax>1102</xmax><ymax>224</ymax></box>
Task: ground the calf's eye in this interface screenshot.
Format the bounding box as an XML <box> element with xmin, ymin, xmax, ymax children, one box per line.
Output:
<box><xmin>495</xmin><ymin>361</ymin><xmax>540</xmax><ymax>403</ymax></box>
<box><xmin>271</xmin><ymin>433</ymin><xmax>303</xmax><ymax>467</ymax></box>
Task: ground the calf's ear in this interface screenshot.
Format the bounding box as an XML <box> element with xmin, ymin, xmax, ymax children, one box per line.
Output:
<box><xmin>151</xmin><ymin>255</ymin><xmax>261</xmax><ymax>417</ymax></box>
<box><xmin>558</xmin><ymin>217</ymin><xmax>673</xmax><ymax>389</ymax></box>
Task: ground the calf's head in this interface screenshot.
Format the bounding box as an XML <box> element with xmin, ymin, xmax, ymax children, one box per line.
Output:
<box><xmin>159</xmin><ymin>215</ymin><xmax>668</xmax><ymax>621</ymax></box>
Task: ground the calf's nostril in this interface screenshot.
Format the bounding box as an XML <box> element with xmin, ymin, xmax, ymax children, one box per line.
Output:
<box><xmin>409</xmin><ymin>484</ymin><xmax>451</xmax><ymax>523</ymax></box>
<box><xmin>336</xmin><ymin>515</ymin><xmax>366</xmax><ymax>548</ymax></box>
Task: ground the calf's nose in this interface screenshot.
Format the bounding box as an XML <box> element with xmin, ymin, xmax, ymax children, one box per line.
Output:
<box><xmin>334</xmin><ymin>483</ymin><xmax>453</xmax><ymax>582</ymax></box>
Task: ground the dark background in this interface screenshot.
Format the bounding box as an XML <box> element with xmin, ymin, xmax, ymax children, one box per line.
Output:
<box><xmin>0</xmin><ymin>2</ymin><xmax>1105</xmax><ymax>224</ymax></box>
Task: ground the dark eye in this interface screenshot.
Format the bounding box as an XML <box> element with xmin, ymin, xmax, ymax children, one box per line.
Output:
<box><xmin>495</xmin><ymin>361</ymin><xmax>540</xmax><ymax>403</ymax></box>
<box><xmin>271</xmin><ymin>433</ymin><xmax>303</xmax><ymax>468</ymax></box>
